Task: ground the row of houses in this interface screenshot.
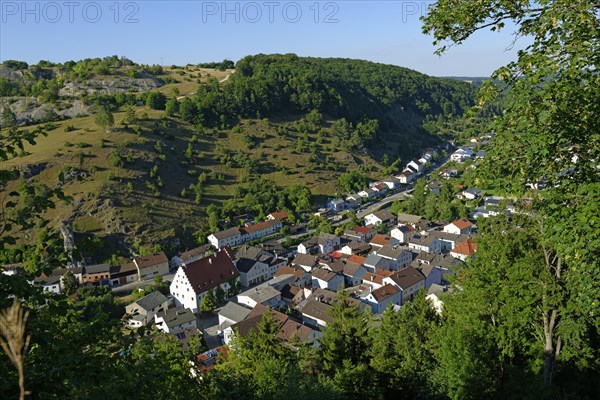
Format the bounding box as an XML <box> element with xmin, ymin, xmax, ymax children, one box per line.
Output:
<box><xmin>207</xmin><ymin>217</ymin><xmax>284</xmax><ymax>249</ymax></box>
<box><xmin>26</xmin><ymin>251</ymin><xmax>170</xmax><ymax>294</ymax></box>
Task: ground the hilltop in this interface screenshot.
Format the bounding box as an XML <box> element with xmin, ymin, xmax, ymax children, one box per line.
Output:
<box><xmin>0</xmin><ymin>55</ymin><xmax>476</xmax><ymax>261</ymax></box>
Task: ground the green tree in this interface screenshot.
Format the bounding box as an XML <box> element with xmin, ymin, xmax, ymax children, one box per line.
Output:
<box><xmin>199</xmin><ymin>289</ymin><xmax>216</xmax><ymax>313</ymax></box>
<box><xmin>94</xmin><ymin>106</ymin><xmax>114</xmax><ymax>132</ymax></box>
<box><xmin>337</xmin><ymin>171</ymin><xmax>367</xmax><ymax>193</ymax></box>
<box><xmin>424</xmin><ymin>1</ymin><xmax>600</xmax><ymax>387</ymax></box>
<box><xmin>371</xmin><ymin>291</ymin><xmax>439</xmax><ymax>399</ymax></box>
<box><xmin>165</xmin><ymin>98</ymin><xmax>179</xmax><ymax>116</ymax></box>
<box><xmin>62</xmin><ymin>271</ymin><xmax>79</xmax><ymax>295</ymax></box>
<box><xmin>214</xmin><ymin>285</ymin><xmax>225</xmax><ymax>304</ymax></box>
<box><xmin>1</xmin><ymin>104</ymin><xmax>17</xmax><ymax>127</ymax></box>
<box><xmin>145</xmin><ymin>91</ymin><xmax>167</xmax><ymax>110</ymax></box>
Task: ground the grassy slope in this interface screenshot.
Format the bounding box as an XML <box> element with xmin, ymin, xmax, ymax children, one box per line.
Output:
<box><xmin>2</xmin><ymin>66</ymin><xmax>384</xmax><ymax>249</ymax></box>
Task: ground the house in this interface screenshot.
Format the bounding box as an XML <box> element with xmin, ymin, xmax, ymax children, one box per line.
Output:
<box><xmin>382</xmin><ymin>177</ymin><xmax>401</xmax><ymax>190</ymax></box>
<box><xmin>292</xmin><ymin>253</ymin><xmax>319</xmax><ymax>272</ymax></box>
<box><xmin>407</xmin><ymin>160</ymin><xmax>422</xmax><ymax>172</ymax></box>
<box><xmin>299</xmin><ymin>300</ymin><xmax>333</xmax><ymax>328</ymax></box>
<box><xmin>358</xmin><ymin>188</ymin><xmax>378</xmax><ymax>199</ymax></box>
<box><xmin>297</xmin><ymin>237</ymin><xmax>319</xmax><ymax>255</ymax></box>
<box><xmin>364</xmin><ymin>210</ymin><xmax>395</xmax><ymax>227</ymax></box>
<box><xmin>372</xmin><ymin>183</ymin><xmax>388</xmax><ymax>196</ymax></box>
<box><xmin>428</xmin><ymin>180</ymin><xmax>443</xmax><ymax>196</ymax></box>
<box><xmin>384</xmin><ymin>266</ymin><xmax>425</xmax><ymax>305</ymax></box>
<box><xmin>46</xmin><ymin>267</ymin><xmax>84</xmax><ymax>287</ymax></box>
<box><xmin>110</xmin><ymin>262</ymin><xmax>139</xmax><ymax>286</ymax></box>
<box><xmin>171</xmin><ymin>245</ymin><xmax>212</xmax><ymax>269</ymax></box>
<box><xmin>311</xmin><ymin>268</ymin><xmax>344</xmax><ymax>292</ymax></box>
<box><xmin>327</xmin><ymin>198</ymin><xmax>347</xmax><ymax>213</ymax></box>
<box><xmin>462</xmin><ymin>188</ymin><xmax>483</xmax><ymax>200</ymax></box>
<box><xmin>450</xmin><ymin>147</ymin><xmax>474</xmax><ymax>162</ymax></box>
<box><xmin>429</xmin><ymin>231</ymin><xmax>464</xmax><ymax>252</ymax></box>
<box><xmin>125</xmin><ymin>291</ymin><xmax>169</xmax><ymax>328</ymax></box>
<box><xmin>475</xmin><ymin>151</ymin><xmax>487</xmax><ymax>159</ymax></box>
<box><xmin>83</xmin><ymin>264</ymin><xmax>111</xmax><ymax>285</ymax></box>
<box><xmin>375</xmin><ymin>245</ymin><xmax>413</xmax><ymax>269</ymax></box>
<box><xmin>155</xmin><ymin>306</ymin><xmax>197</xmax><ymax>333</ymax></box>
<box><xmin>342</xmin><ymin>262</ymin><xmax>367</xmax><ymax>287</ymax></box>
<box><xmin>343</xmin><ymin>226</ymin><xmax>377</xmax><ymax>242</ymax></box>
<box><xmin>361</xmin><ymin>270</ymin><xmax>390</xmax><ymax>289</ymax></box>
<box><xmin>134</xmin><ymin>252</ymin><xmax>169</xmax><ymax>281</ymax></box>
<box><xmin>361</xmin><ymin>284</ymin><xmax>402</xmax><ymax>313</ymax></box>
<box><xmin>207</xmin><ymin>219</ymin><xmax>283</xmax><ymax>249</ymax></box>
<box><xmin>369</xmin><ymin>234</ymin><xmax>399</xmax><ymax>249</ymax></box>
<box><xmin>274</xmin><ymin>265</ymin><xmax>311</xmax><ymax>287</ymax></box>
<box><xmin>413</xmin><ymin>253</ymin><xmax>462</xmax><ymax>287</ymax></box>
<box><xmin>267</xmin><ymin>211</ymin><xmax>289</xmax><ymax>221</ymax></box>
<box><xmin>170</xmin><ymin>247</ymin><xmax>240</xmax><ymax>313</ymax></box>
<box><xmin>235</xmin><ymin>284</ymin><xmax>282</xmax><ymax>309</ymax></box>
<box><xmin>407</xmin><ymin>235</ymin><xmax>436</xmax><ymax>253</ymax></box>
<box><xmin>450</xmin><ymin>239</ymin><xmax>478</xmax><ymax>260</ymax></box>
<box><xmin>225</xmin><ymin>304</ymin><xmax>322</xmax><ymax>345</ymax></box>
<box><xmin>345</xmin><ymin>196</ymin><xmax>361</xmax><ymax>209</ymax></box>
<box><xmin>280</xmin><ymin>284</ymin><xmax>305</xmax><ymax>305</ymax></box>
<box><xmin>390</xmin><ymin>224</ymin><xmax>416</xmax><ymax>243</ymax></box>
<box><xmin>235</xmin><ymin>245</ymin><xmax>287</xmax><ymax>287</ymax></box>
<box><xmin>340</xmin><ymin>242</ymin><xmax>371</xmax><ymax>256</ymax></box>
<box><xmin>198</xmin><ymin>346</ymin><xmax>229</xmax><ymax>373</ymax></box>
<box><xmin>397</xmin><ymin>170</ymin><xmax>415</xmax><ymax>184</ymax></box>
<box><xmin>363</xmin><ymin>254</ymin><xmax>395</xmax><ymax>272</ymax></box>
<box><xmin>217</xmin><ymin>301</ymin><xmax>252</xmax><ymax>331</ymax></box>
<box><xmin>440</xmin><ymin>169</ymin><xmax>459</xmax><ymax>179</ymax></box>
<box><xmin>317</xmin><ymin>232</ymin><xmax>341</xmax><ymax>254</ymax></box>
<box><xmin>426</xmin><ymin>284</ymin><xmax>449</xmax><ymax>315</ymax></box>
<box><xmin>443</xmin><ymin>218</ymin><xmax>474</xmax><ymax>235</ymax></box>
<box><xmin>347</xmin><ymin>254</ymin><xmax>367</xmax><ymax>266</ymax></box>
<box><xmin>34</xmin><ymin>275</ymin><xmax>61</xmax><ymax>294</ymax></box>
<box><xmin>396</xmin><ymin>213</ymin><xmax>424</xmax><ymax>228</ymax></box>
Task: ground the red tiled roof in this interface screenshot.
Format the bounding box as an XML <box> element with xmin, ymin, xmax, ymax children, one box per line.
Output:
<box><xmin>370</xmin><ymin>234</ymin><xmax>394</xmax><ymax>246</ymax></box>
<box><xmin>354</xmin><ymin>226</ymin><xmax>372</xmax><ymax>235</ymax></box>
<box><xmin>451</xmin><ymin>239</ymin><xmax>478</xmax><ymax>256</ymax></box>
<box><xmin>329</xmin><ymin>251</ymin><xmax>344</xmax><ymax>259</ymax></box>
<box><xmin>242</xmin><ymin>219</ymin><xmax>281</xmax><ymax>234</ymax></box>
<box><xmin>268</xmin><ymin>211</ymin><xmax>289</xmax><ymax>220</ymax></box>
<box><xmin>348</xmin><ymin>255</ymin><xmax>366</xmax><ymax>265</ymax></box>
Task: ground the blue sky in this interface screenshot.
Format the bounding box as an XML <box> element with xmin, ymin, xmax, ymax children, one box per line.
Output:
<box><xmin>0</xmin><ymin>1</ymin><xmax>524</xmax><ymax>76</ymax></box>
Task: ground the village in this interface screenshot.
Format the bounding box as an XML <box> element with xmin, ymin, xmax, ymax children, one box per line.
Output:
<box><xmin>7</xmin><ymin>135</ymin><xmax>516</xmax><ymax>370</ymax></box>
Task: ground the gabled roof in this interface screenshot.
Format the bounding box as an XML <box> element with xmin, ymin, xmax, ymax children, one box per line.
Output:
<box><xmin>370</xmin><ymin>234</ymin><xmax>395</xmax><ymax>247</ymax></box>
<box><xmin>182</xmin><ymin>247</ymin><xmax>239</xmax><ymax>294</ymax></box>
<box><xmin>268</xmin><ymin>211</ymin><xmax>289</xmax><ymax>220</ymax></box>
<box><xmin>370</xmin><ymin>284</ymin><xmax>400</xmax><ymax>302</ymax></box>
<box><xmin>299</xmin><ymin>300</ymin><xmax>334</xmax><ymax>324</ymax></box>
<box><xmin>237</xmin><ymin>285</ymin><xmax>281</xmax><ymax>304</ymax></box>
<box><xmin>132</xmin><ymin>291</ymin><xmax>168</xmax><ymax>312</ymax></box>
<box><xmin>449</xmin><ymin>218</ymin><xmax>473</xmax><ymax>230</ymax></box>
<box><xmin>211</xmin><ymin>226</ymin><xmax>242</xmax><ymax>240</ymax></box>
<box><xmin>451</xmin><ymin>239</ymin><xmax>478</xmax><ymax>257</ymax></box>
<box><xmin>242</xmin><ymin>219</ymin><xmax>281</xmax><ymax>234</ymax></box>
<box><xmin>396</xmin><ymin>213</ymin><xmax>423</xmax><ymax>225</ymax></box>
<box><xmin>85</xmin><ymin>264</ymin><xmax>111</xmax><ymax>274</ymax></box>
<box><xmin>157</xmin><ymin>306</ymin><xmax>196</xmax><ymax>328</ymax></box>
<box><xmin>235</xmin><ymin>245</ymin><xmax>274</xmax><ymax>264</ymax></box>
<box><xmin>218</xmin><ymin>301</ymin><xmax>252</xmax><ymax>323</ymax></box>
<box><xmin>274</xmin><ymin>265</ymin><xmax>307</xmax><ymax>281</ymax></box>
<box><xmin>134</xmin><ymin>252</ymin><xmax>168</xmax><ymax>269</ymax></box>
<box><xmin>235</xmin><ymin>258</ymin><xmax>259</xmax><ymax>273</ymax></box>
<box><xmin>293</xmin><ymin>253</ymin><xmax>318</xmax><ymax>267</ymax></box>
<box><xmin>311</xmin><ymin>268</ymin><xmax>339</xmax><ymax>282</ymax></box>
<box><xmin>181</xmin><ymin>245</ymin><xmax>212</xmax><ymax>261</ymax></box>
<box><xmin>387</xmin><ymin>266</ymin><xmax>425</xmax><ymax>289</ymax></box>
<box><xmin>347</xmin><ymin>255</ymin><xmax>366</xmax><ymax>265</ymax></box>
<box><xmin>397</xmin><ymin>224</ymin><xmax>416</xmax><ymax>233</ymax></box>
<box><xmin>372</xmin><ymin>210</ymin><xmax>394</xmax><ymax>222</ymax></box>
<box><xmin>354</xmin><ymin>226</ymin><xmax>374</xmax><ymax>235</ymax></box>
<box><xmin>376</xmin><ymin>245</ymin><xmax>410</xmax><ymax>260</ymax></box>
<box><xmin>429</xmin><ymin>230</ymin><xmax>461</xmax><ymax>242</ymax></box>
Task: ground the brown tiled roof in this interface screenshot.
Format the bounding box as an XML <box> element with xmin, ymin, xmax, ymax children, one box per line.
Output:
<box><xmin>268</xmin><ymin>211</ymin><xmax>289</xmax><ymax>220</ymax></box>
<box><xmin>347</xmin><ymin>255</ymin><xmax>366</xmax><ymax>265</ymax></box>
<box><xmin>364</xmin><ymin>272</ymin><xmax>385</xmax><ymax>285</ymax></box>
<box><xmin>212</xmin><ymin>226</ymin><xmax>241</xmax><ymax>240</ymax></box>
<box><xmin>370</xmin><ymin>234</ymin><xmax>395</xmax><ymax>247</ymax></box>
<box><xmin>300</xmin><ymin>300</ymin><xmax>334</xmax><ymax>324</ymax></box>
<box><xmin>387</xmin><ymin>266</ymin><xmax>425</xmax><ymax>289</ymax></box>
<box><xmin>312</xmin><ymin>268</ymin><xmax>338</xmax><ymax>282</ymax></box>
<box><xmin>274</xmin><ymin>265</ymin><xmax>306</xmax><ymax>281</ymax></box>
<box><xmin>134</xmin><ymin>252</ymin><xmax>168</xmax><ymax>269</ymax></box>
<box><xmin>354</xmin><ymin>226</ymin><xmax>373</xmax><ymax>235</ymax></box>
<box><xmin>293</xmin><ymin>253</ymin><xmax>318</xmax><ymax>267</ymax></box>
<box><xmin>451</xmin><ymin>239</ymin><xmax>478</xmax><ymax>256</ymax></box>
<box><xmin>183</xmin><ymin>247</ymin><xmax>239</xmax><ymax>294</ymax></box>
<box><xmin>450</xmin><ymin>218</ymin><xmax>473</xmax><ymax>230</ymax></box>
<box><xmin>371</xmin><ymin>284</ymin><xmax>400</xmax><ymax>302</ymax></box>
<box><xmin>181</xmin><ymin>245</ymin><xmax>212</xmax><ymax>260</ymax></box>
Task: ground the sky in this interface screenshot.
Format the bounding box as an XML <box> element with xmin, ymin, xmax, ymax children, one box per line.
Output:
<box><xmin>0</xmin><ymin>0</ymin><xmax>525</xmax><ymax>76</ymax></box>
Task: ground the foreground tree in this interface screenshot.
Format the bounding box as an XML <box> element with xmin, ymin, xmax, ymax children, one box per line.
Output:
<box><xmin>94</xmin><ymin>106</ymin><xmax>114</xmax><ymax>132</ymax></box>
<box><xmin>423</xmin><ymin>0</ymin><xmax>600</xmax><ymax>388</ymax></box>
